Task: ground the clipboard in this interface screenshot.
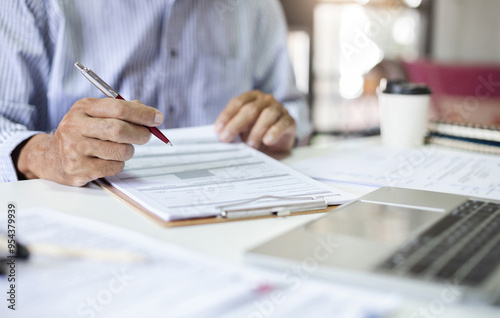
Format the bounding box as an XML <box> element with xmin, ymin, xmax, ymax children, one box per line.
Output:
<box><xmin>95</xmin><ymin>178</ymin><xmax>338</xmax><ymax>228</ymax></box>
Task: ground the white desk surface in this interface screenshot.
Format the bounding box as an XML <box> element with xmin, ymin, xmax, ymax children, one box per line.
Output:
<box><xmin>1</xmin><ymin>137</ymin><xmax>499</xmax><ymax>318</ymax></box>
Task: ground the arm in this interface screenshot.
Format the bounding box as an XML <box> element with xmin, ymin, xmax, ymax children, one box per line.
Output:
<box><xmin>16</xmin><ymin>98</ymin><xmax>162</xmax><ymax>186</ymax></box>
<box><xmin>250</xmin><ymin>0</ymin><xmax>312</xmax><ymax>143</ymax></box>
<box><xmin>0</xmin><ymin>0</ymin><xmax>50</xmax><ymax>182</ymax></box>
<box><xmin>215</xmin><ymin>0</ymin><xmax>312</xmax><ymax>152</ymax></box>
<box><xmin>0</xmin><ymin>1</ymin><xmax>164</xmax><ymax>186</ymax></box>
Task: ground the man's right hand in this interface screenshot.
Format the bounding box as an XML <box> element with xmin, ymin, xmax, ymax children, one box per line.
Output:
<box><xmin>16</xmin><ymin>98</ymin><xmax>163</xmax><ymax>186</ymax></box>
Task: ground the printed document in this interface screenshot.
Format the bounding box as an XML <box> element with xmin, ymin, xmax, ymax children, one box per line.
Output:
<box><xmin>290</xmin><ymin>145</ymin><xmax>500</xmax><ymax>200</ymax></box>
<box><xmin>105</xmin><ymin>126</ymin><xmax>356</xmax><ymax>221</ymax></box>
<box><xmin>1</xmin><ymin>208</ymin><xmax>399</xmax><ymax>318</ymax></box>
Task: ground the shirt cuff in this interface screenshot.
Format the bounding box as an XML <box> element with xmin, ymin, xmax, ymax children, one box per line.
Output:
<box><xmin>0</xmin><ymin>131</ymin><xmax>41</xmax><ymax>183</ymax></box>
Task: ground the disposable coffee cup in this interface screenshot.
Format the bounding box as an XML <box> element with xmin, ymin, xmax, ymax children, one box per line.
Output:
<box><xmin>378</xmin><ymin>81</ymin><xmax>432</xmax><ymax>147</ymax></box>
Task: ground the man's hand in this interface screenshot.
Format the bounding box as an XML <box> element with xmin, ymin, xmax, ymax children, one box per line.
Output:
<box><xmin>215</xmin><ymin>90</ymin><xmax>296</xmax><ymax>152</ymax></box>
<box><xmin>16</xmin><ymin>98</ymin><xmax>163</xmax><ymax>186</ymax></box>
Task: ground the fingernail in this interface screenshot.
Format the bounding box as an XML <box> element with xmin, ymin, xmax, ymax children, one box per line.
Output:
<box><xmin>247</xmin><ymin>140</ymin><xmax>255</xmax><ymax>148</ymax></box>
<box><xmin>263</xmin><ymin>134</ymin><xmax>274</xmax><ymax>144</ymax></box>
<box><xmin>220</xmin><ymin>131</ymin><xmax>231</xmax><ymax>142</ymax></box>
<box><xmin>155</xmin><ymin>113</ymin><xmax>164</xmax><ymax>125</ymax></box>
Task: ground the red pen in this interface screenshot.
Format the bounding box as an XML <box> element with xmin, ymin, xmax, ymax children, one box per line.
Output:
<box><xmin>74</xmin><ymin>62</ymin><xmax>173</xmax><ymax>146</ymax></box>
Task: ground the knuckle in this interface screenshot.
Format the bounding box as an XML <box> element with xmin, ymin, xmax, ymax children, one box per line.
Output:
<box><xmin>110</xmin><ymin>122</ymin><xmax>128</xmax><ymax>140</ymax></box>
<box><xmin>146</xmin><ymin>107</ymin><xmax>158</xmax><ymax>120</ymax></box>
<box><xmin>74</xmin><ymin>97</ymin><xmax>98</xmax><ymax>113</ymax></box>
<box><xmin>57</xmin><ymin>118</ymin><xmax>73</xmax><ymax>133</ymax></box>
<box><xmin>273</xmin><ymin>119</ymin><xmax>290</xmax><ymax>133</ymax></box>
<box><xmin>263</xmin><ymin>94</ymin><xmax>274</xmax><ymax>103</ymax></box>
<box><xmin>76</xmin><ymin>97</ymin><xmax>93</xmax><ymax>109</ymax></box>
<box><xmin>81</xmin><ymin>97</ymin><xmax>96</xmax><ymax>103</ymax></box>
<box><xmin>241</xmin><ymin>104</ymin><xmax>259</xmax><ymax>118</ymax></box>
<box><xmin>116</xmin><ymin>144</ymin><xmax>134</xmax><ymax>160</ymax></box>
<box><xmin>282</xmin><ymin>114</ymin><xmax>295</xmax><ymax>126</ymax></box>
<box><xmin>263</xmin><ymin>106</ymin><xmax>282</xmax><ymax>121</ymax></box>
<box><xmin>233</xmin><ymin>96</ymin><xmax>245</xmax><ymax>107</ymax></box>
<box><xmin>97</xmin><ymin>118</ymin><xmax>111</xmax><ymax>135</ymax></box>
<box><xmin>133</xmin><ymin>127</ymin><xmax>151</xmax><ymax>145</ymax></box>
<box><xmin>110</xmin><ymin>161</ymin><xmax>125</xmax><ymax>176</ymax></box>
<box><xmin>97</xmin><ymin>162</ymin><xmax>119</xmax><ymax>178</ymax></box>
<box><xmin>111</xmin><ymin>101</ymin><xmax>127</xmax><ymax>118</ymax></box>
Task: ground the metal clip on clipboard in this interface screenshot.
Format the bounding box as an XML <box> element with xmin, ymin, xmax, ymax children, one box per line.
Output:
<box><xmin>219</xmin><ymin>196</ymin><xmax>328</xmax><ymax>219</ymax></box>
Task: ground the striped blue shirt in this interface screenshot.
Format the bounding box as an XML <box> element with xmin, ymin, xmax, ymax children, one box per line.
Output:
<box><xmin>0</xmin><ymin>0</ymin><xmax>310</xmax><ymax>182</ymax></box>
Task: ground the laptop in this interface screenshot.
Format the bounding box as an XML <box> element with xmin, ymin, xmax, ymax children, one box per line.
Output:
<box><xmin>247</xmin><ymin>187</ymin><xmax>500</xmax><ymax>304</ymax></box>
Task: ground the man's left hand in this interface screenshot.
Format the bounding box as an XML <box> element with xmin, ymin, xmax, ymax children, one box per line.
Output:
<box><xmin>215</xmin><ymin>90</ymin><xmax>296</xmax><ymax>152</ymax></box>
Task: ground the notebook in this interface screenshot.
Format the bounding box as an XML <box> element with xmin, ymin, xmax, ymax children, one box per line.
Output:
<box><xmin>427</xmin><ymin>121</ymin><xmax>500</xmax><ymax>154</ymax></box>
<box><xmin>428</xmin><ymin>121</ymin><xmax>500</xmax><ymax>142</ymax></box>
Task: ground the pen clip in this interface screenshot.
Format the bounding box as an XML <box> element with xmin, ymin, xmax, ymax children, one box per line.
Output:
<box><xmin>218</xmin><ymin>195</ymin><xmax>328</xmax><ymax>219</ymax></box>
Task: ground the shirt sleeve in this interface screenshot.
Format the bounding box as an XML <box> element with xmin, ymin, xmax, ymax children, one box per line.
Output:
<box><xmin>251</xmin><ymin>0</ymin><xmax>312</xmax><ymax>143</ymax></box>
<box><xmin>0</xmin><ymin>0</ymin><xmax>51</xmax><ymax>182</ymax></box>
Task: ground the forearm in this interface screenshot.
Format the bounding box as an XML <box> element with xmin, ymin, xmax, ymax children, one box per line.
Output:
<box><xmin>251</xmin><ymin>1</ymin><xmax>312</xmax><ymax>145</ymax></box>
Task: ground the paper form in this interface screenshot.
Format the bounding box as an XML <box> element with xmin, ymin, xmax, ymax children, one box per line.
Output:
<box><xmin>0</xmin><ymin>208</ymin><xmax>399</xmax><ymax>318</ymax></box>
<box><xmin>105</xmin><ymin>126</ymin><xmax>357</xmax><ymax>221</ymax></box>
<box><xmin>289</xmin><ymin>145</ymin><xmax>500</xmax><ymax>200</ymax></box>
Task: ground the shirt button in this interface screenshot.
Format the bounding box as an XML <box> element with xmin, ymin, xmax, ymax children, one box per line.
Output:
<box><xmin>170</xmin><ymin>49</ymin><xmax>178</xmax><ymax>58</ymax></box>
<box><xmin>168</xmin><ymin>105</ymin><xmax>175</xmax><ymax>114</ymax></box>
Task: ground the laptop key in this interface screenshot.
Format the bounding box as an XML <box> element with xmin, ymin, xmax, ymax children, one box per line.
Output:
<box><xmin>461</xmin><ymin>239</ymin><xmax>500</xmax><ymax>286</ymax></box>
<box><xmin>380</xmin><ymin>200</ymin><xmax>491</xmax><ymax>273</ymax></box>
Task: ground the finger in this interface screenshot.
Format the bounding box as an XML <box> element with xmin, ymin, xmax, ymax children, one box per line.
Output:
<box><xmin>76</xmin><ymin>98</ymin><xmax>164</xmax><ymax>127</ymax></box>
<box><xmin>262</xmin><ymin>114</ymin><xmax>296</xmax><ymax>148</ymax></box>
<box><xmin>214</xmin><ymin>91</ymin><xmax>260</xmax><ymax>132</ymax></box>
<box><xmin>219</xmin><ymin>95</ymin><xmax>272</xmax><ymax>143</ymax></box>
<box><xmin>245</xmin><ymin>103</ymin><xmax>286</xmax><ymax>148</ymax></box>
<box><xmin>80</xmin><ymin>117</ymin><xmax>152</xmax><ymax>145</ymax></box>
<box><xmin>238</xmin><ymin>125</ymin><xmax>252</xmax><ymax>144</ymax></box>
<box><xmin>80</xmin><ymin>138</ymin><xmax>135</xmax><ymax>161</ymax></box>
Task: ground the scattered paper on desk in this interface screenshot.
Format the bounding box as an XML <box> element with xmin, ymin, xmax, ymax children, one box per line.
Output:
<box><xmin>0</xmin><ymin>208</ymin><xmax>399</xmax><ymax>318</ymax></box>
<box><xmin>289</xmin><ymin>145</ymin><xmax>500</xmax><ymax>200</ymax></box>
<box><xmin>105</xmin><ymin>125</ymin><xmax>356</xmax><ymax>221</ymax></box>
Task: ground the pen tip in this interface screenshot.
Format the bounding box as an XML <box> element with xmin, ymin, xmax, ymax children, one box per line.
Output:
<box><xmin>168</xmin><ymin>141</ymin><xmax>173</xmax><ymax>147</ymax></box>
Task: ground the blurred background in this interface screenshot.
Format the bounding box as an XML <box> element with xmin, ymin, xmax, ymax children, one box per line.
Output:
<box><xmin>280</xmin><ymin>0</ymin><xmax>500</xmax><ymax>141</ymax></box>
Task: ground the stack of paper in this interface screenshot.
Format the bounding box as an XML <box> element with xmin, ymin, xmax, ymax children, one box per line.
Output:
<box><xmin>105</xmin><ymin>126</ymin><xmax>357</xmax><ymax>221</ymax></box>
<box><xmin>0</xmin><ymin>208</ymin><xmax>399</xmax><ymax>317</ymax></box>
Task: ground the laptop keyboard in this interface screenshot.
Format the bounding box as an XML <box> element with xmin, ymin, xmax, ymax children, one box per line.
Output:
<box><xmin>379</xmin><ymin>200</ymin><xmax>500</xmax><ymax>286</ymax></box>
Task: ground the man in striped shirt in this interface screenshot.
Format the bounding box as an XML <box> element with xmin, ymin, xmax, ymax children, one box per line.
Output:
<box><xmin>0</xmin><ymin>0</ymin><xmax>311</xmax><ymax>186</ymax></box>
